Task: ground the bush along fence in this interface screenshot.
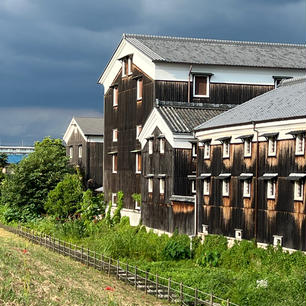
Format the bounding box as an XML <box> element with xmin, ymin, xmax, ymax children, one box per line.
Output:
<box><xmin>0</xmin><ymin>223</ymin><xmax>239</xmax><ymax>306</ymax></box>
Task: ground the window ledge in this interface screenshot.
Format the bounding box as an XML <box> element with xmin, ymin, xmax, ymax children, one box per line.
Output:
<box><xmin>194</xmin><ymin>94</ymin><xmax>209</xmax><ymax>98</ymax></box>
<box><xmin>295</xmin><ymin>152</ymin><xmax>305</xmax><ymax>156</ymax></box>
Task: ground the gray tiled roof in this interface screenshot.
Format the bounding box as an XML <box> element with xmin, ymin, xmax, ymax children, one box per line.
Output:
<box><xmin>124</xmin><ymin>34</ymin><xmax>306</xmax><ymax>69</ymax></box>
<box><xmin>74</xmin><ymin>117</ymin><xmax>104</xmax><ymax>136</ymax></box>
<box><xmin>156</xmin><ymin>101</ymin><xmax>227</xmax><ymax>134</ymax></box>
<box><xmin>194</xmin><ymin>77</ymin><xmax>306</xmax><ymax>131</ymax></box>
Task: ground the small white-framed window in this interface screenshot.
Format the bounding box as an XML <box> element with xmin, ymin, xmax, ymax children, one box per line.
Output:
<box><xmin>135</xmin><ymin>152</ymin><xmax>141</xmax><ymax>174</ymax></box>
<box><xmin>267</xmin><ymin>180</ymin><xmax>276</xmax><ymax>199</ymax></box>
<box><xmin>148</xmin><ymin>178</ymin><xmax>153</xmax><ymax>193</ymax></box>
<box><xmin>112</xmin><ymin>129</ymin><xmax>118</xmax><ymax>142</ymax></box>
<box><xmin>112</xmin><ymin>154</ymin><xmax>118</xmax><ymax>173</ymax></box>
<box><xmin>294</xmin><ymin>180</ymin><xmax>304</xmax><ymax>201</ymax></box>
<box><xmin>244</xmin><ymin>139</ymin><xmax>252</xmax><ymax>157</ymax></box>
<box><xmin>243</xmin><ymin>180</ymin><xmax>251</xmax><ymax>198</ymax></box>
<box><xmin>137</xmin><ymin>78</ymin><xmax>143</xmax><ymax>100</ymax></box>
<box><xmin>202</xmin><ymin>224</ymin><xmax>209</xmax><ymax>235</ymax></box>
<box><xmin>160</xmin><ymin>178</ymin><xmax>165</xmax><ymax>195</ymax></box>
<box><xmin>191</xmin><ymin>180</ymin><xmax>196</xmax><ymax>194</ymax></box>
<box><xmin>135</xmin><ymin>199</ymin><xmax>141</xmax><ymax>210</ymax></box>
<box><xmin>112</xmin><ymin>193</ymin><xmax>117</xmax><ymax>206</ymax></box>
<box><xmin>69</xmin><ymin>146</ymin><xmax>73</xmax><ymax>159</ymax></box>
<box><xmin>268</xmin><ymin>138</ymin><xmax>277</xmax><ymax>157</ymax></box>
<box><xmin>223</xmin><ymin>141</ymin><xmax>230</xmax><ymax>158</ymax></box>
<box><xmin>222</xmin><ymin>180</ymin><xmax>230</xmax><ymax>196</ymax></box>
<box><xmin>136</xmin><ymin>125</ymin><xmax>142</xmax><ymax>139</ymax></box>
<box><xmin>78</xmin><ymin>145</ymin><xmax>82</xmax><ymax>158</ymax></box>
<box><xmin>193</xmin><ymin>75</ymin><xmax>209</xmax><ymax>97</ymax></box>
<box><xmin>273</xmin><ymin>235</ymin><xmax>283</xmax><ymax>246</ymax></box>
<box><xmin>295</xmin><ymin>135</ymin><xmax>305</xmax><ymax>155</ymax></box>
<box><xmin>192</xmin><ymin>143</ymin><xmax>197</xmax><ymax>157</ymax></box>
<box><xmin>204</xmin><ymin>142</ymin><xmax>210</xmax><ymax>159</ymax></box>
<box><xmin>122</xmin><ymin>59</ymin><xmax>127</xmax><ymax>77</ymax></box>
<box><xmin>113</xmin><ymin>86</ymin><xmax>118</xmax><ymax>107</ymax></box>
<box><xmin>149</xmin><ymin>139</ymin><xmax>153</xmax><ymax>155</ymax></box>
<box><xmin>160</xmin><ymin>138</ymin><xmax>165</xmax><ymax>154</ymax></box>
<box><xmin>128</xmin><ymin>57</ymin><xmax>132</xmax><ymax>75</ymax></box>
<box><xmin>203</xmin><ymin>179</ymin><xmax>210</xmax><ymax>196</ymax></box>
<box><xmin>235</xmin><ymin>229</ymin><xmax>242</xmax><ymax>241</ymax></box>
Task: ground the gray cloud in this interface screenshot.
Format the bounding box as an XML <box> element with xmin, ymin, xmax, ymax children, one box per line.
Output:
<box><xmin>0</xmin><ymin>0</ymin><xmax>305</xmax><ymax>145</ymax></box>
<box><xmin>0</xmin><ymin>107</ymin><xmax>102</xmax><ymax>146</ymax></box>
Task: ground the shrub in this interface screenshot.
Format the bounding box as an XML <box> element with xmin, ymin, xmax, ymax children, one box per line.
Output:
<box><xmin>44</xmin><ymin>173</ymin><xmax>83</xmax><ymax>219</ymax></box>
<box><xmin>163</xmin><ymin>231</ymin><xmax>191</xmax><ymax>260</ymax></box>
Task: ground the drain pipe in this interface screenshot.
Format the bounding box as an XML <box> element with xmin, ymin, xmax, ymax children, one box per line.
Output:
<box><xmin>187</xmin><ymin>65</ymin><xmax>192</xmax><ymax>103</ymax></box>
<box><xmin>253</xmin><ymin>121</ymin><xmax>259</xmax><ymax>241</ymax></box>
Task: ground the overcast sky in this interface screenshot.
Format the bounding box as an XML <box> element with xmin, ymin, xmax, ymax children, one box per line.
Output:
<box><xmin>1</xmin><ymin>0</ymin><xmax>305</xmax><ymax>145</ymax></box>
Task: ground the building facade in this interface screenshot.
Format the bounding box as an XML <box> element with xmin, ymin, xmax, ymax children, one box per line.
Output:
<box><xmin>98</xmin><ymin>33</ymin><xmax>306</xmax><ymax>224</ymax></box>
<box><xmin>63</xmin><ymin>117</ymin><xmax>104</xmax><ymax>189</ymax></box>
<box><xmin>194</xmin><ymin>77</ymin><xmax>306</xmax><ymax>251</ymax></box>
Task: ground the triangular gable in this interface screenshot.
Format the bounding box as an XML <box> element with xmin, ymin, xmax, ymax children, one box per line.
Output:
<box><xmin>97</xmin><ymin>37</ymin><xmax>155</xmax><ymax>94</ymax></box>
<box><xmin>138</xmin><ymin>108</ymin><xmax>194</xmax><ymax>149</ymax></box>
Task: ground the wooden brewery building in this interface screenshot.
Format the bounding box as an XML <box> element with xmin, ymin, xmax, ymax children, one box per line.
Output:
<box><xmin>194</xmin><ymin>77</ymin><xmax>306</xmax><ymax>251</ymax></box>
<box><xmin>138</xmin><ymin>101</ymin><xmax>229</xmax><ymax>234</ymax></box>
<box><xmin>63</xmin><ymin>117</ymin><xmax>104</xmax><ymax>189</ymax></box>
<box><xmin>98</xmin><ymin>33</ymin><xmax>306</xmax><ymax>226</ymax></box>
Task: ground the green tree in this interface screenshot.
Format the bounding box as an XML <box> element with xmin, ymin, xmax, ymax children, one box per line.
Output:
<box><xmin>78</xmin><ymin>190</ymin><xmax>106</xmax><ymax>225</ymax></box>
<box><xmin>0</xmin><ymin>153</ymin><xmax>8</xmax><ymax>169</ymax></box>
<box><xmin>44</xmin><ymin>173</ymin><xmax>83</xmax><ymax>219</ymax></box>
<box><xmin>0</xmin><ymin>137</ymin><xmax>72</xmax><ymax>222</ymax></box>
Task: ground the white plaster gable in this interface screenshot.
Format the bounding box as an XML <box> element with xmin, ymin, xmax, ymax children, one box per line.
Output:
<box><xmin>138</xmin><ymin>108</ymin><xmax>194</xmax><ymax>149</ymax></box>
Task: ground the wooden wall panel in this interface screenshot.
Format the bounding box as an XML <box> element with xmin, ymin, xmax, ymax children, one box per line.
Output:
<box><xmin>155</xmin><ymin>81</ymin><xmax>274</xmax><ymax>105</ymax></box>
<box><xmin>104</xmin><ymin>65</ymin><xmax>154</xmax><ymax>209</ymax></box>
<box><xmin>197</xmin><ymin>139</ymin><xmax>306</xmax><ymax>250</ymax></box>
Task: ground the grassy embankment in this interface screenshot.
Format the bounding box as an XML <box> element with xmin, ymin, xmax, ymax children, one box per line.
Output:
<box><xmin>23</xmin><ymin>217</ymin><xmax>306</xmax><ymax>306</ymax></box>
<box><xmin>0</xmin><ymin>227</ymin><xmax>169</xmax><ymax>306</ymax></box>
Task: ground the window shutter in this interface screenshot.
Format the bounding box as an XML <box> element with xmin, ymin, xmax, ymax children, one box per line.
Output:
<box><xmin>195</xmin><ymin>76</ymin><xmax>207</xmax><ymax>96</ymax></box>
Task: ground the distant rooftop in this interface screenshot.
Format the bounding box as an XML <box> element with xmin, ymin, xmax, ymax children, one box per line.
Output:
<box><xmin>74</xmin><ymin>117</ymin><xmax>104</xmax><ymax>136</ymax></box>
<box><xmin>124</xmin><ymin>33</ymin><xmax>306</xmax><ymax>69</ymax></box>
<box><xmin>194</xmin><ymin>76</ymin><xmax>306</xmax><ymax>131</ymax></box>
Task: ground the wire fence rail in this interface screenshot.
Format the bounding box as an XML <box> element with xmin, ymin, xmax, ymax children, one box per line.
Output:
<box><xmin>0</xmin><ymin>223</ymin><xmax>239</xmax><ymax>306</ymax></box>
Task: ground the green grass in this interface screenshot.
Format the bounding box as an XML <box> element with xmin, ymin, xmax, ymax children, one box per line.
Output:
<box><xmin>0</xmin><ymin>228</ymin><xmax>169</xmax><ymax>306</ymax></box>
<box><xmin>23</xmin><ymin>217</ymin><xmax>306</xmax><ymax>306</ymax></box>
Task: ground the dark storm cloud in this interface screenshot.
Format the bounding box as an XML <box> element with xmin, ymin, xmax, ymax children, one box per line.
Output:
<box><xmin>0</xmin><ymin>0</ymin><xmax>305</xmax><ymax>145</ymax></box>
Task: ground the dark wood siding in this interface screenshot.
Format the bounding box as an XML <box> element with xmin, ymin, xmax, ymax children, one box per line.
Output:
<box><xmin>155</xmin><ymin>81</ymin><xmax>274</xmax><ymax>105</ymax></box>
<box><xmin>104</xmin><ymin>65</ymin><xmax>154</xmax><ymax>209</ymax></box>
<box><xmin>197</xmin><ymin>139</ymin><xmax>306</xmax><ymax>250</ymax></box>
<box><xmin>141</xmin><ymin>127</ymin><xmax>195</xmax><ymax>234</ymax></box>
<box><xmin>66</xmin><ymin>130</ymin><xmax>103</xmax><ymax>189</ymax></box>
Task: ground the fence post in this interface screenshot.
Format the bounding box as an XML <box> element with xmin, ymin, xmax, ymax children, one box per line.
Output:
<box><xmin>108</xmin><ymin>257</ymin><xmax>111</xmax><ymax>276</ymax></box>
<box><xmin>135</xmin><ymin>266</ymin><xmax>137</xmax><ymax>289</ymax></box>
<box><xmin>194</xmin><ymin>288</ymin><xmax>198</xmax><ymax>306</ymax></box>
<box><xmin>126</xmin><ymin>263</ymin><xmax>129</xmax><ymax>282</ymax></box>
<box><xmin>102</xmin><ymin>254</ymin><xmax>104</xmax><ymax>271</ymax></box>
<box><xmin>81</xmin><ymin>246</ymin><xmax>84</xmax><ymax>263</ymax></box>
<box><xmin>53</xmin><ymin>236</ymin><xmax>55</xmax><ymax>252</ymax></box>
<box><xmin>58</xmin><ymin>238</ymin><xmax>60</xmax><ymax>253</ymax></box>
<box><xmin>145</xmin><ymin>271</ymin><xmax>148</xmax><ymax>294</ymax></box>
<box><xmin>116</xmin><ymin>259</ymin><xmax>119</xmax><ymax>279</ymax></box>
<box><xmin>156</xmin><ymin>274</ymin><xmax>158</xmax><ymax>298</ymax></box>
<box><xmin>180</xmin><ymin>282</ymin><xmax>183</xmax><ymax>306</ymax></box>
<box><xmin>168</xmin><ymin>278</ymin><xmax>171</xmax><ymax>302</ymax></box>
<box><xmin>94</xmin><ymin>251</ymin><xmax>96</xmax><ymax>269</ymax></box>
<box><xmin>87</xmin><ymin>248</ymin><xmax>90</xmax><ymax>267</ymax></box>
<box><xmin>227</xmin><ymin>298</ymin><xmax>230</xmax><ymax>306</ymax></box>
<box><xmin>210</xmin><ymin>293</ymin><xmax>214</xmax><ymax>306</ymax></box>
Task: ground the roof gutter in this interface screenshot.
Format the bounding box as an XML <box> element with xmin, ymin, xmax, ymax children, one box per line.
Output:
<box><xmin>194</xmin><ymin>115</ymin><xmax>306</xmax><ymax>133</ymax></box>
<box><xmin>188</xmin><ymin>65</ymin><xmax>192</xmax><ymax>103</ymax></box>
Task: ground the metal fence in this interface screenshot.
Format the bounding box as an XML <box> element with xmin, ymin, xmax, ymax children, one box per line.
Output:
<box><xmin>0</xmin><ymin>223</ymin><xmax>239</xmax><ymax>306</ymax></box>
